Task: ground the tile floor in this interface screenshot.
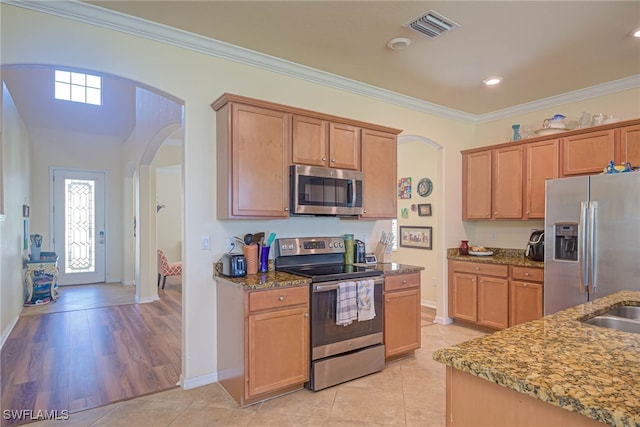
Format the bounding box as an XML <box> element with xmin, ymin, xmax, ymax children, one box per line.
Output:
<box><xmin>27</xmin><ymin>323</ymin><xmax>486</xmax><ymax>427</ymax></box>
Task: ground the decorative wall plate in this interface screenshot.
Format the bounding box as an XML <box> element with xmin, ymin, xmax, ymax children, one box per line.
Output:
<box><xmin>417</xmin><ymin>178</ymin><xmax>433</xmax><ymax>197</ymax></box>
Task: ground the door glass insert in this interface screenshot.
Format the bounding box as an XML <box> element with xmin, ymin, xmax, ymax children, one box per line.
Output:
<box><xmin>65</xmin><ymin>178</ymin><xmax>95</xmax><ymax>273</ymax></box>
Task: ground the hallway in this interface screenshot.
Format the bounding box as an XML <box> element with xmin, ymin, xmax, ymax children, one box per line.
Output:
<box><xmin>1</xmin><ymin>281</ymin><xmax>181</xmax><ymax>426</ymax></box>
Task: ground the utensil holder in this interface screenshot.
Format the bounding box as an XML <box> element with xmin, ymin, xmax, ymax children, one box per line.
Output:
<box><xmin>244</xmin><ymin>244</ymin><xmax>258</xmax><ymax>275</ymax></box>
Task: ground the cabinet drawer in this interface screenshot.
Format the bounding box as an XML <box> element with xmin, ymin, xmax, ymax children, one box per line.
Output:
<box><xmin>385</xmin><ymin>272</ymin><xmax>420</xmax><ymax>291</ymax></box>
<box><xmin>511</xmin><ymin>266</ymin><xmax>544</xmax><ymax>282</ymax></box>
<box><xmin>451</xmin><ymin>261</ymin><xmax>508</xmax><ymax>278</ymax></box>
<box><xmin>249</xmin><ymin>286</ymin><xmax>308</xmax><ymax>312</ymax></box>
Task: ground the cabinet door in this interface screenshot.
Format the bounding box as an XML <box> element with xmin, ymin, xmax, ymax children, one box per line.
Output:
<box><xmin>361</xmin><ymin>128</ymin><xmax>397</xmax><ymax>219</ymax></box>
<box><xmin>292</xmin><ymin>115</ymin><xmax>328</xmax><ymax>167</ymax></box>
<box><xmin>384</xmin><ymin>288</ymin><xmax>421</xmax><ymax>358</ymax></box>
<box><xmin>450</xmin><ymin>272</ymin><xmax>478</xmax><ymax>322</ymax></box>
<box><xmin>493</xmin><ymin>145</ymin><xmax>524</xmax><ymax>219</ymax></box>
<box><xmin>509</xmin><ymin>281</ymin><xmax>543</xmax><ymax>326</ymax></box>
<box><xmin>230</xmin><ymin>103</ymin><xmax>291</xmax><ymax>218</ymax></box>
<box><xmin>462</xmin><ymin>151</ymin><xmax>492</xmax><ymax>219</ymax></box>
<box><xmin>247</xmin><ymin>306</ymin><xmax>309</xmax><ymax>398</ymax></box>
<box><xmin>562</xmin><ymin>130</ymin><xmax>615</xmax><ymax>176</ymax></box>
<box><xmin>525</xmin><ymin>139</ymin><xmax>559</xmax><ymax>219</ymax></box>
<box><xmin>619</xmin><ymin>124</ymin><xmax>640</xmax><ymax>166</ymax></box>
<box><xmin>329</xmin><ymin>122</ymin><xmax>360</xmax><ymax>170</ymax></box>
<box><xmin>477</xmin><ymin>276</ymin><xmax>509</xmax><ymax>329</ymax></box>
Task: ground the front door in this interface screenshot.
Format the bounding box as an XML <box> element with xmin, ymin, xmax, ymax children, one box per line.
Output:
<box><xmin>52</xmin><ymin>169</ymin><xmax>106</xmax><ymax>285</ymax></box>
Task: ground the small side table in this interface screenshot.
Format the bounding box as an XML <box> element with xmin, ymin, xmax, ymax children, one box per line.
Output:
<box><xmin>24</xmin><ymin>252</ymin><xmax>59</xmax><ymax>306</ymax></box>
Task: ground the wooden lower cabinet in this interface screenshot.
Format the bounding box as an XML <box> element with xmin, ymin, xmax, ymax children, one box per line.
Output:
<box><xmin>509</xmin><ymin>266</ymin><xmax>544</xmax><ymax>326</ymax></box>
<box><xmin>445</xmin><ymin>367</ymin><xmax>603</xmax><ymax>427</ymax></box>
<box><xmin>384</xmin><ymin>272</ymin><xmax>421</xmax><ymax>359</ymax></box>
<box><xmin>449</xmin><ymin>260</ymin><xmax>544</xmax><ymax>329</ymax></box>
<box><xmin>217</xmin><ymin>283</ymin><xmax>309</xmax><ymax>406</ymax></box>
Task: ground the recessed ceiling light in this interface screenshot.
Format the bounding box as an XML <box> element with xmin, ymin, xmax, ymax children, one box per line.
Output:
<box><xmin>483</xmin><ymin>77</ymin><xmax>502</xmax><ymax>86</ymax></box>
<box><xmin>387</xmin><ymin>37</ymin><xmax>411</xmax><ymax>50</ymax></box>
<box><xmin>633</xmin><ymin>27</ymin><xmax>640</xmax><ymax>38</ymax></box>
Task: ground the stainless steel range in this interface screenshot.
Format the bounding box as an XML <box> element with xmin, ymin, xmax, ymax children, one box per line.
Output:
<box><xmin>274</xmin><ymin>236</ymin><xmax>385</xmax><ymax>391</ymax></box>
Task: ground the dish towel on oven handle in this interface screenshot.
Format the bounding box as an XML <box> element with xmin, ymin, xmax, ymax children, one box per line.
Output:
<box><xmin>357</xmin><ymin>279</ymin><xmax>376</xmax><ymax>321</ymax></box>
<box><xmin>336</xmin><ymin>281</ymin><xmax>357</xmax><ymax>326</ymax></box>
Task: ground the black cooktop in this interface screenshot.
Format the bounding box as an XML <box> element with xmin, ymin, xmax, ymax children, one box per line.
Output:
<box><xmin>277</xmin><ymin>264</ymin><xmax>383</xmax><ymax>283</ymax></box>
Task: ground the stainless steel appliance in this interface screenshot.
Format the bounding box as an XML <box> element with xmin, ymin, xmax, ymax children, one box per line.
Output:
<box><xmin>220</xmin><ymin>253</ymin><xmax>246</xmax><ymax>277</ymax></box>
<box><xmin>274</xmin><ymin>237</ymin><xmax>384</xmax><ymax>391</ymax></box>
<box><xmin>525</xmin><ymin>230</ymin><xmax>545</xmax><ymax>262</ymax></box>
<box><xmin>544</xmin><ymin>173</ymin><xmax>640</xmax><ymax>315</ymax></box>
<box><xmin>290</xmin><ymin>165</ymin><xmax>363</xmax><ymax>216</ymax></box>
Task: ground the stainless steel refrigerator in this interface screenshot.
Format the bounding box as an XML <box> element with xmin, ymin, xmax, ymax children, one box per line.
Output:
<box><xmin>544</xmin><ymin>172</ymin><xmax>640</xmax><ymax>315</ymax></box>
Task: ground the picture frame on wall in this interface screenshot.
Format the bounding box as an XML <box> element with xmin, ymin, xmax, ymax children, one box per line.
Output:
<box><xmin>399</xmin><ymin>226</ymin><xmax>432</xmax><ymax>250</ymax></box>
<box><xmin>417</xmin><ymin>203</ymin><xmax>432</xmax><ymax>216</ymax></box>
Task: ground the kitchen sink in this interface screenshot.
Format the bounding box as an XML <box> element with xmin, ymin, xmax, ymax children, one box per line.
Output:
<box><xmin>606</xmin><ymin>305</ymin><xmax>640</xmax><ymax>320</ymax></box>
<box><xmin>583</xmin><ymin>315</ymin><xmax>640</xmax><ymax>334</ymax></box>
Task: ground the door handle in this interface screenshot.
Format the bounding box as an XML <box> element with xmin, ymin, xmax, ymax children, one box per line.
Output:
<box><xmin>99</xmin><ymin>230</ymin><xmax>105</xmax><ymax>244</ymax></box>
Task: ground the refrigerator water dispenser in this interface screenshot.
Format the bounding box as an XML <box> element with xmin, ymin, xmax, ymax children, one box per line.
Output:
<box><xmin>554</xmin><ymin>223</ymin><xmax>578</xmax><ymax>261</ymax></box>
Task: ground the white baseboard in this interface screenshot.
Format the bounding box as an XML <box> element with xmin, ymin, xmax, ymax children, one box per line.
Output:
<box><xmin>122</xmin><ymin>280</ymin><xmax>136</xmax><ymax>286</ymax></box>
<box><xmin>434</xmin><ymin>316</ymin><xmax>453</xmax><ymax>325</ymax></box>
<box><xmin>136</xmin><ymin>295</ymin><xmax>160</xmax><ymax>304</ymax></box>
<box><xmin>0</xmin><ymin>316</ymin><xmax>19</xmax><ymax>351</ymax></box>
<box><xmin>179</xmin><ymin>372</ymin><xmax>218</xmax><ymax>390</ymax></box>
<box><xmin>421</xmin><ymin>300</ymin><xmax>437</xmax><ymax>309</ymax></box>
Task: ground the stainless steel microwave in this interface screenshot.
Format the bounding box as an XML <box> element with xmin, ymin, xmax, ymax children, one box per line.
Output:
<box><xmin>290</xmin><ymin>165</ymin><xmax>363</xmax><ymax>216</ymax></box>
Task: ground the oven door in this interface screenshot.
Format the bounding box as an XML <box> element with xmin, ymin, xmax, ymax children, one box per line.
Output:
<box><xmin>291</xmin><ymin>165</ymin><xmax>363</xmax><ymax>216</ymax></box>
<box><xmin>310</xmin><ymin>276</ymin><xmax>383</xmax><ymax>360</ymax></box>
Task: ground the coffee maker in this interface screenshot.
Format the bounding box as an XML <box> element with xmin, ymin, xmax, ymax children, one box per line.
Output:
<box><xmin>525</xmin><ymin>230</ymin><xmax>545</xmax><ymax>262</ymax></box>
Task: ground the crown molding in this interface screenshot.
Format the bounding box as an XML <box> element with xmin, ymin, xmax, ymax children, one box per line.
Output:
<box><xmin>477</xmin><ymin>75</ymin><xmax>640</xmax><ymax>123</ymax></box>
<box><xmin>5</xmin><ymin>1</ymin><xmax>639</xmax><ymax>124</ymax></box>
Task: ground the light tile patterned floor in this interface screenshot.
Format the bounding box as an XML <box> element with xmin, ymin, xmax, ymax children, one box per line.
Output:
<box><xmin>28</xmin><ymin>322</ymin><xmax>486</xmax><ymax>427</ymax></box>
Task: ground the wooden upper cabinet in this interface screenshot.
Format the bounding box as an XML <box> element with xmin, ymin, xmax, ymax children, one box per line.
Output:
<box><xmin>525</xmin><ymin>139</ymin><xmax>559</xmax><ymax>219</ymax></box>
<box><xmin>462</xmin><ymin>150</ymin><xmax>492</xmax><ymax>220</ymax></box>
<box><xmin>493</xmin><ymin>145</ymin><xmax>524</xmax><ymax>219</ymax></box>
<box><xmin>329</xmin><ymin>122</ymin><xmax>360</xmax><ymax>170</ymax></box>
<box><xmin>562</xmin><ymin>130</ymin><xmax>615</xmax><ymax>176</ymax></box>
<box><xmin>216</xmin><ymin>101</ymin><xmax>291</xmax><ymax>219</ymax></box>
<box><xmin>361</xmin><ymin>129</ymin><xmax>397</xmax><ymax>219</ymax></box>
<box><xmin>618</xmin><ymin>124</ymin><xmax>640</xmax><ymax>166</ymax></box>
<box><xmin>291</xmin><ymin>115</ymin><xmax>328</xmax><ymax>167</ymax></box>
<box><xmin>292</xmin><ymin>117</ymin><xmax>361</xmax><ymax>170</ymax></box>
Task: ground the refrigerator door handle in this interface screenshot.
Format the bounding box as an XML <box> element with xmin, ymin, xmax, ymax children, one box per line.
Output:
<box><xmin>589</xmin><ymin>201</ymin><xmax>598</xmax><ymax>295</ymax></box>
<box><xmin>579</xmin><ymin>201</ymin><xmax>589</xmax><ymax>293</ymax></box>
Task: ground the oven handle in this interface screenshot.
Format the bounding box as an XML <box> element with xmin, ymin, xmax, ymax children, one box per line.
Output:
<box><xmin>313</xmin><ymin>276</ymin><xmax>384</xmax><ymax>292</ymax></box>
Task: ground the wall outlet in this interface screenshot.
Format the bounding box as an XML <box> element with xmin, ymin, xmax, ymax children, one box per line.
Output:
<box><xmin>226</xmin><ymin>236</ymin><xmax>236</xmax><ymax>252</ymax></box>
<box><xmin>201</xmin><ymin>235</ymin><xmax>211</xmax><ymax>251</ymax></box>
<box><xmin>490</xmin><ymin>232</ymin><xmax>497</xmax><ymax>241</ymax></box>
<box><xmin>431</xmin><ymin>277</ymin><xmax>437</xmax><ymax>287</ymax></box>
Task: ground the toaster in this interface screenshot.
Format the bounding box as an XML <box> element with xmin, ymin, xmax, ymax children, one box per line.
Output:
<box><xmin>221</xmin><ymin>253</ymin><xmax>247</xmax><ymax>277</ymax></box>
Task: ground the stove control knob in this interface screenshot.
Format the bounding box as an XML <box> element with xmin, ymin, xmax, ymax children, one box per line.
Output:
<box><xmin>339</xmin><ymin>242</ymin><xmax>344</xmax><ymax>248</ymax></box>
<box><xmin>287</xmin><ymin>244</ymin><xmax>294</xmax><ymax>250</ymax></box>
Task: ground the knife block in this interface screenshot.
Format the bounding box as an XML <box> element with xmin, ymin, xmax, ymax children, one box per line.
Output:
<box><xmin>374</xmin><ymin>241</ymin><xmax>392</xmax><ymax>264</ymax></box>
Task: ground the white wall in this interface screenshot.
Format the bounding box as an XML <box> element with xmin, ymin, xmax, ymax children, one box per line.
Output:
<box><xmin>154</xmin><ymin>143</ymin><xmax>182</xmax><ymax>262</ymax></box>
<box><xmin>396</xmin><ymin>139</ymin><xmax>441</xmax><ymax>307</ymax></box>
<box><xmin>0</xmin><ymin>82</ymin><xmax>31</xmax><ymax>344</ymax></box>
<box><xmin>28</xmin><ymin>128</ymin><xmax>124</xmax><ymax>282</ymax></box>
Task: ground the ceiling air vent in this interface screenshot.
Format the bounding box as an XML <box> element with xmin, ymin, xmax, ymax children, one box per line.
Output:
<box><xmin>405</xmin><ymin>10</ymin><xmax>460</xmax><ymax>38</ymax></box>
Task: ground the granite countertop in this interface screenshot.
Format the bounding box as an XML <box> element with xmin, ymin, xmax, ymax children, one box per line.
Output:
<box><xmin>213</xmin><ymin>266</ymin><xmax>311</xmax><ymax>290</ymax></box>
<box><xmin>214</xmin><ymin>261</ymin><xmax>424</xmax><ymax>290</ymax></box>
<box><xmin>447</xmin><ymin>247</ymin><xmax>544</xmax><ymax>268</ymax></box>
<box><xmin>433</xmin><ymin>290</ymin><xmax>640</xmax><ymax>426</ymax></box>
<box><xmin>355</xmin><ymin>262</ymin><xmax>424</xmax><ymax>275</ymax></box>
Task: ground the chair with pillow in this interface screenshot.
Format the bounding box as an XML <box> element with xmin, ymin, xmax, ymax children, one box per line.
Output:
<box><xmin>157</xmin><ymin>249</ymin><xmax>182</xmax><ymax>289</ymax></box>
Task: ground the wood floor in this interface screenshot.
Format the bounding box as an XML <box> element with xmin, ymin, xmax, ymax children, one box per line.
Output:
<box><xmin>1</xmin><ymin>281</ymin><xmax>182</xmax><ymax>427</ymax></box>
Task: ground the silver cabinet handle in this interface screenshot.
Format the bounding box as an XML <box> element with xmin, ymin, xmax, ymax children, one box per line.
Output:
<box><xmin>322</xmin><ymin>157</ymin><xmax>327</xmax><ymax>161</ymax></box>
<box><xmin>331</xmin><ymin>158</ymin><xmax>336</xmax><ymax>162</ymax></box>
<box><xmin>278</xmin><ymin>296</ymin><xmax>285</xmax><ymax>301</ymax></box>
<box><xmin>304</xmin><ymin>312</ymin><xmax>309</xmax><ymax>318</ymax></box>
<box><xmin>524</xmin><ymin>272</ymin><xmax>529</xmax><ymax>276</ymax></box>
<box><xmin>284</xmin><ymin>207</ymin><xmax>289</xmax><ymax>211</ymax></box>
